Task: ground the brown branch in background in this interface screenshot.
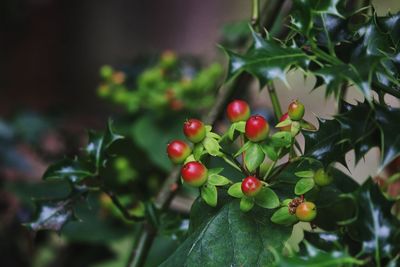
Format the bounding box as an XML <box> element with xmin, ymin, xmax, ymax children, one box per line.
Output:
<box><xmin>126</xmin><ymin>1</ymin><xmax>293</xmax><ymax>266</ymax></box>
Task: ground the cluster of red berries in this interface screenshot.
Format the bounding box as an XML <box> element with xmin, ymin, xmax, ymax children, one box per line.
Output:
<box><xmin>227</xmin><ymin>99</ymin><xmax>269</xmax><ymax>142</ymax></box>
<box><xmin>166</xmin><ymin>118</ymin><xmax>209</xmax><ymax>187</ymax></box>
<box><xmin>166</xmin><ymin>99</ymin><xmax>318</xmax><ymax>223</ymax></box>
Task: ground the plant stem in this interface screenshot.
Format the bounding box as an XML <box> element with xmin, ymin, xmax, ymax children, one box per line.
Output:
<box><xmin>239</xmin><ymin>133</ymin><xmax>248</xmax><ymax>172</ymax></box>
<box><xmin>251</xmin><ymin>0</ymin><xmax>260</xmax><ymax>31</ymax></box>
<box><xmin>267</xmin><ymin>82</ymin><xmax>283</xmax><ymax>121</ymax></box>
<box><xmin>103</xmin><ymin>189</ymin><xmax>144</xmax><ymax>222</ymax></box>
<box><xmin>127</xmin><ymin>223</ymin><xmax>156</xmax><ymax>267</ymax></box>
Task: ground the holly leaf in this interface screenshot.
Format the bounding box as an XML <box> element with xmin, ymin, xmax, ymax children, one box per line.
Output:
<box><xmin>161</xmin><ymin>195</ymin><xmax>292</xmax><ymax>267</ymax></box>
<box><xmin>225</xmin><ymin>29</ymin><xmax>310</xmax><ymax>86</ymax></box>
<box><xmin>291</xmin><ymin>0</ymin><xmax>343</xmax><ymax>37</ymax></box>
<box><xmin>375</xmin><ymin>104</ymin><xmax>400</xmax><ymax>168</ymax></box>
<box><xmin>303</xmin><ymin>118</ymin><xmax>350</xmax><ymax>167</ymax></box>
<box><xmin>347</xmin><ymin>178</ymin><xmax>400</xmax><ymax>262</ymax></box>
<box><xmin>85</xmin><ymin>120</ymin><xmax>124</xmax><ymax>170</ymax></box>
<box><xmin>334</xmin><ymin>101</ymin><xmax>400</xmax><ymax>169</ymax></box>
<box><xmin>25</xmin><ymin>200</ymin><xmax>77</xmax><ymax>232</ymax></box>
<box><xmin>43</xmin><ymin>158</ymin><xmax>94</xmax><ymax>183</ymax></box>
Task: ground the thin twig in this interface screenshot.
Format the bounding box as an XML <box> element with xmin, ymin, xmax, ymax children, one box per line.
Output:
<box><xmin>103</xmin><ymin>188</ymin><xmax>144</xmax><ymax>222</ymax></box>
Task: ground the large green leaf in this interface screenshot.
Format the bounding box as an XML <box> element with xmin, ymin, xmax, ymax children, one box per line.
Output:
<box><xmin>225</xmin><ymin>30</ymin><xmax>310</xmax><ymax>86</ymax></box>
<box><xmin>335</xmin><ymin>101</ymin><xmax>400</xmax><ymax>168</ymax></box>
<box><xmin>161</xmin><ymin>195</ymin><xmax>291</xmax><ymax>266</ymax></box>
<box><xmin>347</xmin><ymin>179</ymin><xmax>400</xmax><ymax>263</ymax></box>
<box><xmin>303</xmin><ymin>118</ymin><xmax>350</xmax><ymax>167</ymax></box>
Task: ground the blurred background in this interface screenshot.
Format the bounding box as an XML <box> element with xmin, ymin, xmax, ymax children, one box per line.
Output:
<box><xmin>1</xmin><ymin>0</ymin><xmax>399</xmax><ymax>267</ymax></box>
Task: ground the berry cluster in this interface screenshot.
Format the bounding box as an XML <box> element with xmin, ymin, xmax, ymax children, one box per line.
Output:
<box><xmin>98</xmin><ymin>51</ymin><xmax>223</xmax><ymax>113</ymax></box>
<box><xmin>167</xmin><ymin>99</ymin><xmax>324</xmax><ymax>225</ymax></box>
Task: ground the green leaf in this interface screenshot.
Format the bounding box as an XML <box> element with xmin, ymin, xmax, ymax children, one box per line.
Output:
<box><xmin>161</xmin><ymin>196</ymin><xmax>291</xmax><ymax>267</ymax></box>
<box><xmin>184</xmin><ymin>154</ymin><xmax>195</xmax><ymax>164</ymax></box>
<box><xmin>271</xmin><ymin>131</ymin><xmax>292</xmax><ymax>147</ymax></box>
<box><xmin>294</xmin><ymin>170</ymin><xmax>314</xmax><ymax>178</ymax></box>
<box><xmin>228</xmin><ymin>123</ymin><xmax>236</xmax><ymax>141</ymax></box>
<box><xmin>303</xmin><ymin>118</ymin><xmax>350</xmax><ymax>167</ymax></box>
<box><xmin>43</xmin><ymin>158</ymin><xmax>94</xmax><ymax>183</ymax></box>
<box><xmin>300</xmin><ymin>119</ymin><xmax>317</xmax><ymax>131</ymax></box>
<box><xmin>375</xmin><ymin>104</ymin><xmax>400</xmax><ymax>168</ymax></box>
<box><xmin>26</xmin><ymin>200</ymin><xmax>76</xmax><ymax>232</ymax></box>
<box><xmin>291</xmin><ymin>0</ymin><xmax>343</xmax><ymax>37</ymax></box>
<box><xmin>271</xmin><ymin>207</ymin><xmax>298</xmax><ymax>226</ymax></box>
<box><xmin>335</xmin><ymin>101</ymin><xmax>400</xmax><ymax>169</ymax></box>
<box><xmin>294</xmin><ymin>178</ymin><xmax>315</xmax><ymax>195</ymax></box>
<box><xmin>235</xmin><ymin>121</ymin><xmax>246</xmax><ymax>133</ymax></box>
<box><xmin>261</xmin><ymin>143</ymin><xmax>278</xmax><ymax>161</ymax></box>
<box><xmin>254</xmin><ymin>187</ymin><xmax>280</xmax><ymax>209</ymax></box>
<box><xmin>290</xmin><ymin>121</ymin><xmax>301</xmax><ymax>136</ymax></box>
<box><xmin>203</xmin><ymin>136</ymin><xmax>222</xmax><ymax>156</ymax></box>
<box><xmin>227</xmin><ymin>182</ymin><xmax>243</xmax><ymax>198</ymax></box>
<box><xmin>193</xmin><ymin>143</ymin><xmax>204</xmax><ymax>160</ymax></box>
<box><xmin>240</xmin><ymin>197</ymin><xmax>254</xmax><ymax>212</ymax></box>
<box><xmin>85</xmin><ymin>119</ymin><xmax>124</xmax><ymax>170</ymax></box>
<box><xmin>208</xmin><ymin>168</ymin><xmax>224</xmax><ymax>175</ymax></box>
<box><xmin>201</xmin><ymin>184</ymin><xmax>218</xmax><ymax>207</ymax></box>
<box><xmin>206</xmin><ymin>131</ymin><xmax>221</xmax><ymax>140</ymax></box>
<box><xmin>347</xmin><ymin>179</ymin><xmax>400</xmax><ymax>262</ymax></box>
<box><xmin>244</xmin><ymin>142</ymin><xmax>265</xmax><ymax>173</ymax></box>
<box><xmin>275</xmin><ymin>118</ymin><xmax>292</xmax><ymax>128</ymax></box>
<box><xmin>208</xmin><ymin>174</ymin><xmax>231</xmax><ymax>186</ymax></box>
<box><xmin>225</xmin><ymin>29</ymin><xmax>310</xmax><ymax>86</ymax></box>
<box><xmin>234</xmin><ymin>140</ymin><xmax>251</xmax><ymax>157</ymax></box>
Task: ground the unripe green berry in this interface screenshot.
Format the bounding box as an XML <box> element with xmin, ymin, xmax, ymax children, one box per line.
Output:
<box><xmin>313</xmin><ymin>168</ymin><xmax>333</xmax><ymax>186</ymax></box>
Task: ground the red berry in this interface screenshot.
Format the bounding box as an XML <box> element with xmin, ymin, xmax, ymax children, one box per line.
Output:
<box><xmin>295</xmin><ymin>201</ymin><xmax>317</xmax><ymax>222</ymax></box>
<box><xmin>277</xmin><ymin>112</ymin><xmax>291</xmax><ymax>132</ymax></box>
<box><xmin>241</xmin><ymin>176</ymin><xmax>262</xmax><ymax>197</ymax></box>
<box><xmin>245</xmin><ymin>115</ymin><xmax>269</xmax><ymax>142</ymax></box>
<box><xmin>167</xmin><ymin>140</ymin><xmax>191</xmax><ymax>164</ymax></box>
<box><xmin>183</xmin><ymin>119</ymin><xmax>206</xmax><ymax>143</ymax></box>
<box><xmin>226</xmin><ymin>100</ymin><xmax>250</xmax><ymax>122</ymax></box>
<box><xmin>181</xmin><ymin>161</ymin><xmax>208</xmax><ymax>187</ymax></box>
<box><xmin>288</xmin><ymin>100</ymin><xmax>305</xmax><ymax>121</ymax></box>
